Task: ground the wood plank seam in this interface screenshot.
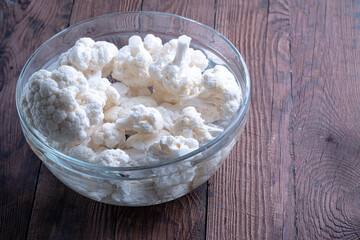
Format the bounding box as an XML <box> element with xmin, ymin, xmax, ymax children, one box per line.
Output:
<box><xmin>288</xmin><ymin>9</ymin><xmax>300</xmax><ymax>240</ymax></box>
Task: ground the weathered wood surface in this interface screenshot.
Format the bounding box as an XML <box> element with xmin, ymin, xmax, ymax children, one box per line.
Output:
<box><xmin>291</xmin><ymin>0</ymin><xmax>360</xmax><ymax>239</ymax></box>
<box><xmin>207</xmin><ymin>0</ymin><xmax>295</xmax><ymax>239</ymax></box>
<box><xmin>1</xmin><ymin>0</ymin><xmax>359</xmax><ymax>239</ymax></box>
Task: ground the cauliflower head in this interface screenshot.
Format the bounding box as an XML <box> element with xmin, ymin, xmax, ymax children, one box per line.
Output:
<box><xmin>150</xmin><ymin>35</ymin><xmax>204</xmax><ymax>103</ymax></box>
<box><xmin>21</xmin><ymin>65</ymin><xmax>98</xmax><ymax>143</ymax></box>
<box><xmin>173</xmin><ymin>106</ymin><xmax>215</xmax><ymax>145</ymax></box>
<box><xmin>115</xmin><ymin>104</ymin><xmax>164</xmax><ymax>135</ymax></box>
<box><xmin>190</xmin><ymin>65</ymin><xmax>242</xmax><ymax>122</ymax></box>
<box><xmin>112</xmin><ymin>35</ymin><xmax>153</xmax><ymax>88</ymax></box>
<box><xmin>58</xmin><ymin>37</ymin><xmax>118</xmax><ymax>78</ymax></box>
<box><xmin>148</xmin><ymin>135</ymin><xmax>199</xmax><ymax>159</ymax></box>
<box><xmin>94</xmin><ymin>149</ymin><xmax>131</xmax><ymax>167</ymax></box>
<box><xmin>143</xmin><ymin>34</ymin><xmax>163</xmax><ymax>61</ymax></box>
<box><xmin>91</xmin><ymin>123</ymin><xmax>126</xmax><ymax>149</ymax></box>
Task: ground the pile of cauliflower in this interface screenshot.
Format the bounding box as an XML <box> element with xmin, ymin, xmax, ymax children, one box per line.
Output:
<box><xmin>21</xmin><ymin>34</ymin><xmax>242</xmax><ymax>167</ymax></box>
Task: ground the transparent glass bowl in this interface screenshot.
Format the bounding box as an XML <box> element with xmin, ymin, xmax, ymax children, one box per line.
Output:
<box><xmin>15</xmin><ymin>12</ymin><xmax>250</xmax><ymax>206</ymax></box>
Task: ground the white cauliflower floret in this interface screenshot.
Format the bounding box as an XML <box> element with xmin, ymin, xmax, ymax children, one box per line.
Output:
<box><xmin>173</xmin><ymin>106</ymin><xmax>221</xmax><ymax>145</ymax></box>
<box><xmin>125</xmin><ymin>130</ymin><xmax>171</xmax><ymax>151</ymax></box>
<box><xmin>148</xmin><ymin>135</ymin><xmax>199</xmax><ymax>159</ymax></box>
<box><xmin>143</xmin><ymin>34</ymin><xmax>163</xmax><ymax>61</ymax></box>
<box><xmin>121</xmin><ymin>96</ymin><xmax>158</xmax><ymax>110</ymax></box>
<box><xmin>58</xmin><ymin>37</ymin><xmax>118</xmax><ymax>79</ymax></box>
<box><xmin>104</xmin><ymin>96</ymin><xmax>157</xmax><ymax>122</ymax></box>
<box><xmin>21</xmin><ymin>65</ymin><xmax>98</xmax><ymax>143</ymax></box>
<box><xmin>183</xmin><ymin>65</ymin><xmax>242</xmax><ymax>123</ymax></box>
<box><xmin>155</xmin><ymin>103</ymin><xmax>181</xmax><ymax>132</ymax></box>
<box><xmin>104</xmin><ymin>106</ymin><xmax>127</xmax><ymax>123</ymax></box>
<box><xmin>158</xmin><ymin>37</ymin><xmax>208</xmax><ymax>71</ymax></box>
<box><xmin>148</xmin><ymin>135</ymin><xmax>198</xmax><ymax>199</ymax></box>
<box><xmin>91</xmin><ymin>123</ymin><xmax>126</xmax><ymax>149</ymax></box>
<box><xmin>124</xmin><ymin>148</ymin><xmax>149</xmax><ymax>166</ymax></box>
<box><xmin>150</xmin><ymin>35</ymin><xmax>203</xmax><ymax>103</ymax></box>
<box><xmin>115</xmin><ymin>104</ymin><xmax>163</xmax><ymax>135</ymax></box>
<box><xmin>67</xmin><ymin>138</ymin><xmax>96</xmax><ymax>162</ymax></box>
<box><xmin>94</xmin><ymin>149</ymin><xmax>131</xmax><ymax>167</ymax></box>
<box><xmin>111</xmin><ymin>82</ymin><xmax>151</xmax><ymax>104</ymax></box>
<box><xmin>76</xmin><ymin>89</ymin><xmax>106</xmax><ymax>125</ymax></box>
<box><xmin>88</xmin><ymin>78</ymin><xmax>120</xmax><ymax>107</ymax></box>
<box><xmin>112</xmin><ymin>35</ymin><xmax>153</xmax><ymax>88</ymax></box>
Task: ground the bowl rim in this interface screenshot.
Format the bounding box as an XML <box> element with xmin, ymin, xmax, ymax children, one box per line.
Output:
<box><xmin>16</xmin><ymin>11</ymin><xmax>251</xmax><ymax>172</ymax></box>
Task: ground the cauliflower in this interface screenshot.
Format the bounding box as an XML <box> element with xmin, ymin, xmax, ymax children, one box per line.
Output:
<box><xmin>76</xmin><ymin>89</ymin><xmax>106</xmax><ymax>125</ymax></box>
<box><xmin>155</xmin><ymin>103</ymin><xmax>181</xmax><ymax>132</ymax></box>
<box><xmin>173</xmin><ymin>106</ymin><xmax>222</xmax><ymax>145</ymax></box>
<box><xmin>148</xmin><ymin>135</ymin><xmax>199</xmax><ymax>160</ymax></box>
<box><xmin>150</xmin><ymin>35</ymin><xmax>204</xmax><ymax>103</ymax></box>
<box><xmin>104</xmin><ymin>96</ymin><xmax>158</xmax><ymax>122</ymax></box>
<box><xmin>91</xmin><ymin>123</ymin><xmax>126</xmax><ymax>149</ymax></box>
<box><xmin>143</xmin><ymin>34</ymin><xmax>163</xmax><ymax>61</ymax></box>
<box><xmin>182</xmin><ymin>65</ymin><xmax>242</xmax><ymax>123</ymax></box>
<box><xmin>112</xmin><ymin>35</ymin><xmax>153</xmax><ymax>88</ymax></box>
<box><xmin>58</xmin><ymin>37</ymin><xmax>118</xmax><ymax>79</ymax></box>
<box><xmin>21</xmin><ymin>65</ymin><xmax>100</xmax><ymax>143</ymax></box>
<box><xmin>148</xmin><ymin>135</ymin><xmax>198</xmax><ymax>199</ymax></box>
<box><xmin>115</xmin><ymin>104</ymin><xmax>164</xmax><ymax>135</ymax></box>
<box><xmin>67</xmin><ymin>138</ymin><xmax>96</xmax><ymax>162</ymax></box>
<box><xmin>158</xmin><ymin>37</ymin><xmax>208</xmax><ymax>71</ymax></box>
<box><xmin>125</xmin><ymin>130</ymin><xmax>171</xmax><ymax>151</ymax></box>
<box><xmin>94</xmin><ymin>149</ymin><xmax>131</xmax><ymax>167</ymax></box>
<box><xmin>88</xmin><ymin>78</ymin><xmax>120</xmax><ymax>107</ymax></box>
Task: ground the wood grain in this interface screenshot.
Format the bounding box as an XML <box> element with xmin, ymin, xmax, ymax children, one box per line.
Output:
<box><xmin>206</xmin><ymin>0</ymin><xmax>296</xmax><ymax>239</ymax></box>
<box><xmin>291</xmin><ymin>0</ymin><xmax>360</xmax><ymax>239</ymax></box>
<box><xmin>142</xmin><ymin>0</ymin><xmax>215</xmax><ymax>27</ymax></box>
<box><xmin>2</xmin><ymin>0</ymin><xmax>360</xmax><ymax>239</ymax></box>
<box><xmin>0</xmin><ymin>1</ymin><xmax>73</xmax><ymax>239</ymax></box>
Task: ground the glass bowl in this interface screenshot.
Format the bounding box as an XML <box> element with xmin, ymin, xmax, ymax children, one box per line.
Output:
<box><xmin>15</xmin><ymin>12</ymin><xmax>250</xmax><ymax>206</ymax></box>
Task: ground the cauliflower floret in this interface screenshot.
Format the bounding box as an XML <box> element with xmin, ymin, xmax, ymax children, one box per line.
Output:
<box><xmin>21</xmin><ymin>65</ymin><xmax>99</xmax><ymax>143</ymax></box>
<box><xmin>67</xmin><ymin>138</ymin><xmax>96</xmax><ymax>162</ymax></box>
<box><xmin>104</xmin><ymin>106</ymin><xmax>127</xmax><ymax>123</ymax></box>
<box><xmin>182</xmin><ymin>65</ymin><xmax>242</xmax><ymax>123</ymax></box>
<box><xmin>125</xmin><ymin>130</ymin><xmax>171</xmax><ymax>151</ymax></box>
<box><xmin>148</xmin><ymin>135</ymin><xmax>199</xmax><ymax>160</ymax></box>
<box><xmin>104</xmin><ymin>96</ymin><xmax>157</xmax><ymax>122</ymax></box>
<box><xmin>150</xmin><ymin>35</ymin><xmax>203</xmax><ymax>103</ymax></box>
<box><xmin>173</xmin><ymin>106</ymin><xmax>222</xmax><ymax>145</ymax></box>
<box><xmin>76</xmin><ymin>89</ymin><xmax>106</xmax><ymax>125</ymax></box>
<box><xmin>148</xmin><ymin>135</ymin><xmax>198</xmax><ymax>199</ymax></box>
<box><xmin>91</xmin><ymin>123</ymin><xmax>126</xmax><ymax>149</ymax></box>
<box><xmin>158</xmin><ymin>37</ymin><xmax>208</xmax><ymax>71</ymax></box>
<box><xmin>143</xmin><ymin>34</ymin><xmax>163</xmax><ymax>61</ymax></box>
<box><xmin>88</xmin><ymin>78</ymin><xmax>120</xmax><ymax>107</ymax></box>
<box><xmin>124</xmin><ymin>148</ymin><xmax>149</xmax><ymax>166</ymax></box>
<box><xmin>115</xmin><ymin>104</ymin><xmax>163</xmax><ymax>135</ymax></box>
<box><xmin>156</xmin><ymin>103</ymin><xmax>181</xmax><ymax>132</ymax></box>
<box><xmin>112</xmin><ymin>35</ymin><xmax>153</xmax><ymax>88</ymax></box>
<box><xmin>94</xmin><ymin>149</ymin><xmax>131</xmax><ymax>167</ymax></box>
<box><xmin>58</xmin><ymin>37</ymin><xmax>118</xmax><ymax>79</ymax></box>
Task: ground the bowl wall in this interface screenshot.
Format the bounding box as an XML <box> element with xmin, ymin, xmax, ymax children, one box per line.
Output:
<box><xmin>16</xmin><ymin>12</ymin><xmax>250</xmax><ymax>206</ymax></box>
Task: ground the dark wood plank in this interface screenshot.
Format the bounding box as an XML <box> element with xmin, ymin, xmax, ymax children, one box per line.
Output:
<box><xmin>0</xmin><ymin>1</ymin><xmax>73</xmax><ymax>239</ymax></box>
<box><xmin>291</xmin><ymin>0</ymin><xmax>360</xmax><ymax>239</ymax></box>
<box><xmin>114</xmin><ymin>184</ymin><xmax>208</xmax><ymax>240</ymax></box>
<box><xmin>142</xmin><ymin>0</ymin><xmax>215</xmax><ymax>26</ymax></box>
<box><xmin>26</xmin><ymin>1</ymin><xmax>142</xmax><ymax>239</ymax></box>
<box><xmin>69</xmin><ymin>0</ymin><xmax>142</xmax><ymax>23</ymax></box>
<box><xmin>206</xmin><ymin>0</ymin><xmax>296</xmax><ymax>239</ymax></box>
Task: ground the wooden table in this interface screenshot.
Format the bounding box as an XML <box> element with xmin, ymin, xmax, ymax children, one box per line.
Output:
<box><xmin>1</xmin><ymin>0</ymin><xmax>360</xmax><ymax>239</ymax></box>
